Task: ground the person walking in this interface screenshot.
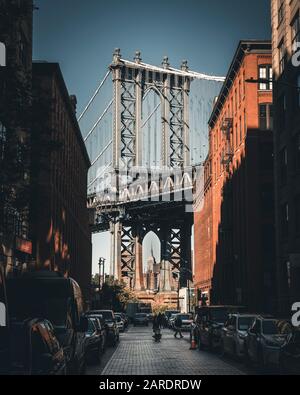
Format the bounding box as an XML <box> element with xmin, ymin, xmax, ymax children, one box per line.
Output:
<box><xmin>152</xmin><ymin>316</ymin><xmax>161</xmax><ymax>342</ymax></box>
<box><xmin>157</xmin><ymin>313</ymin><xmax>163</xmax><ymax>329</ymax></box>
<box><xmin>174</xmin><ymin>315</ymin><xmax>184</xmax><ymax>339</ymax></box>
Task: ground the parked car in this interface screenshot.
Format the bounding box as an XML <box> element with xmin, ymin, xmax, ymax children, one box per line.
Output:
<box><xmin>0</xmin><ymin>264</ymin><xmax>9</xmax><ymax>374</ymax></box>
<box><xmin>87</xmin><ymin>314</ymin><xmax>107</xmax><ymax>350</ymax></box>
<box><xmin>173</xmin><ymin>313</ymin><xmax>193</xmax><ymax>331</ymax></box>
<box><xmin>88</xmin><ymin>310</ymin><xmax>119</xmax><ymax>346</ymax></box>
<box><xmin>10</xmin><ymin>318</ymin><xmax>66</xmax><ymax>375</ymax></box>
<box><xmin>133</xmin><ymin>313</ymin><xmax>149</xmax><ymax>326</ymax></box>
<box><xmin>84</xmin><ymin>317</ymin><xmax>103</xmax><ymax>363</ymax></box>
<box><xmin>115</xmin><ymin>312</ymin><xmax>128</xmax><ymax>329</ymax></box>
<box><xmin>115</xmin><ymin>315</ymin><xmax>125</xmax><ymax>332</ymax></box>
<box><xmin>7</xmin><ymin>271</ymin><xmax>88</xmax><ymax>375</ymax></box>
<box><xmin>194</xmin><ymin>306</ymin><xmax>245</xmax><ymax>350</ymax></box>
<box><xmin>221</xmin><ymin>314</ymin><xmax>257</xmax><ymax>358</ymax></box>
<box><xmin>280</xmin><ymin>327</ymin><xmax>300</xmax><ymax>375</ymax></box>
<box><xmin>244</xmin><ymin>316</ymin><xmax>289</xmax><ymax>369</ymax></box>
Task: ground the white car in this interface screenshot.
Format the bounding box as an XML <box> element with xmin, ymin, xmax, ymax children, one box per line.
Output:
<box><xmin>115</xmin><ymin>315</ymin><xmax>125</xmax><ymax>332</ymax></box>
<box><xmin>221</xmin><ymin>314</ymin><xmax>257</xmax><ymax>358</ymax></box>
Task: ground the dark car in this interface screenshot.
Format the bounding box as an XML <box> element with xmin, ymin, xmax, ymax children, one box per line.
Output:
<box><xmin>0</xmin><ymin>264</ymin><xmax>9</xmax><ymax>374</ymax></box>
<box><xmin>194</xmin><ymin>306</ymin><xmax>245</xmax><ymax>350</ymax></box>
<box><xmin>84</xmin><ymin>317</ymin><xmax>103</xmax><ymax>363</ymax></box>
<box><xmin>7</xmin><ymin>271</ymin><xmax>88</xmax><ymax>375</ymax></box>
<box><xmin>10</xmin><ymin>318</ymin><xmax>66</xmax><ymax>375</ymax></box>
<box><xmin>244</xmin><ymin>316</ymin><xmax>289</xmax><ymax>369</ymax></box>
<box><xmin>133</xmin><ymin>313</ymin><xmax>149</xmax><ymax>326</ymax></box>
<box><xmin>88</xmin><ymin>310</ymin><xmax>119</xmax><ymax>346</ymax></box>
<box><xmin>87</xmin><ymin>314</ymin><xmax>107</xmax><ymax>350</ymax></box>
<box><xmin>115</xmin><ymin>312</ymin><xmax>129</xmax><ymax>328</ymax></box>
<box><xmin>280</xmin><ymin>328</ymin><xmax>300</xmax><ymax>375</ymax></box>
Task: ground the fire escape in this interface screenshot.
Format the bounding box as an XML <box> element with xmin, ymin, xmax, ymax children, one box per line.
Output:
<box><xmin>220</xmin><ymin>117</ymin><xmax>233</xmax><ymax>171</ymax></box>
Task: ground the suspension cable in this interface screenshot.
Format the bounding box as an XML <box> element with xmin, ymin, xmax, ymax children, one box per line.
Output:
<box><xmin>141</xmin><ymin>102</ymin><xmax>161</xmax><ymax>128</ymax></box>
<box><xmin>78</xmin><ymin>70</ymin><xmax>111</xmax><ymax>122</ymax></box>
<box><xmin>84</xmin><ymin>99</ymin><xmax>114</xmax><ymax>142</ymax></box>
<box><xmin>91</xmin><ymin>140</ymin><xmax>112</xmax><ymax>166</ymax></box>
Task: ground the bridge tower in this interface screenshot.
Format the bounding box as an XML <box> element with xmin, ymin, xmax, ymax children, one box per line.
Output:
<box><xmin>109</xmin><ymin>49</ymin><xmax>193</xmax><ymax>293</ymax></box>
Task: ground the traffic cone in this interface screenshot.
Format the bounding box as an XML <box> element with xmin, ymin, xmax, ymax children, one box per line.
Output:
<box><xmin>190</xmin><ymin>333</ymin><xmax>197</xmax><ymax>350</ymax></box>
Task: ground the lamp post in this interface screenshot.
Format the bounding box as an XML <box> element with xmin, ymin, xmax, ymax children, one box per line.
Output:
<box><xmin>98</xmin><ymin>257</ymin><xmax>106</xmax><ymax>290</ymax></box>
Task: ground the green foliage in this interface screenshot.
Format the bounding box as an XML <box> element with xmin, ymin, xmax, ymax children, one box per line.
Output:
<box><xmin>95</xmin><ymin>278</ymin><xmax>138</xmax><ymax>312</ymax></box>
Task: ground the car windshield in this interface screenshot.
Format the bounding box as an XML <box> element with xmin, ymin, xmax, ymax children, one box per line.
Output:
<box><xmin>116</xmin><ymin>316</ymin><xmax>122</xmax><ymax>322</ymax></box>
<box><xmin>262</xmin><ymin>320</ymin><xmax>280</xmax><ymax>335</ymax></box>
<box><xmin>98</xmin><ymin>311</ymin><xmax>114</xmax><ymax>321</ymax></box>
<box><xmin>238</xmin><ymin>317</ymin><xmax>255</xmax><ymax>331</ymax></box>
<box><xmin>179</xmin><ymin>315</ymin><xmax>192</xmax><ymax>320</ymax></box>
<box><xmin>210</xmin><ymin>309</ymin><xmax>228</xmax><ymax>323</ymax></box>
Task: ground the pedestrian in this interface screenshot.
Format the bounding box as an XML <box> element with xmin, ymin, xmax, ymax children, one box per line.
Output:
<box><xmin>152</xmin><ymin>316</ymin><xmax>161</xmax><ymax>342</ymax></box>
<box><xmin>157</xmin><ymin>313</ymin><xmax>163</xmax><ymax>329</ymax></box>
<box><xmin>174</xmin><ymin>315</ymin><xmax>184</xmax><ymax>339</ymax></box>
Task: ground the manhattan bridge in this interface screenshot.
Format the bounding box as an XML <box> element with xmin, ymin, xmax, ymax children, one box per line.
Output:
<box><xmin>79</xmin><ymin>49</ymin><xmax>224</xmax><ymax>301</ymax></box>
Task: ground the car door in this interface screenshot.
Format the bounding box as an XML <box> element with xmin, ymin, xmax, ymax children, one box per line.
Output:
<box><xmin>222</xmin><ymin>319</ymin><xmax>230</xmax><ymax>352</ymax></box>
<box><xmin>248</xmin><ymin>319</ymin><xmax>261</xmax><ymax>361</ymax></box>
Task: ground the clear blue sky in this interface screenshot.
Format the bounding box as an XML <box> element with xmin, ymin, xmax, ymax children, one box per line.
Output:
<box><xmin>33</xmin><ymin>0</ymin><xmax>271</xmax><ymax>274</ymax></box>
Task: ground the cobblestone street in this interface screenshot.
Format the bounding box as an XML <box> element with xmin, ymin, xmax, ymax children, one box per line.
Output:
<box><xmin>87</xmin><ymin>326</ymin><xmax>250</xmax><ymax>376</ymax></box>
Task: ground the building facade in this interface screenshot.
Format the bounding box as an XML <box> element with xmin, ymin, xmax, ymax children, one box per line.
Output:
<box><xmin>0</xmin><ymin>0</ymin><xmax>33</xmax><ymax>275</ymax></box>
<box><xmin>194</xmin><ymin>41</ymin><xmax>275</xmax><ymax>313</ymax></box>
<box><xmin>271</xmin><ymin>0</ymin><xmax>300</xmax><ymax>315</ymax></box>
<box><xmin>31</xmin><ymin>62</ymin><xmax>92</xmax><ymax>301</ymax></box>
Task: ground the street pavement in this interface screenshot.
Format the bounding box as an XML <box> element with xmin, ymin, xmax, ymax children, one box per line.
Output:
<box><xmin>87</xmin><ymin>325</ymin><xmax>250</xmax><ymax>375</ymax></box>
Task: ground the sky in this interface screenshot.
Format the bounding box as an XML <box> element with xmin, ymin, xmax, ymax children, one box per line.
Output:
<box><xmin>33</xmin><ymin>0</ymin><xmax>271</xmax><ymax>275</ymax></box>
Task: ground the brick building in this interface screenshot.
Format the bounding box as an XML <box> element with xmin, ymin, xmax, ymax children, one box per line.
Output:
<box><xmin>0</xmin><ymin>0</ymin><xmax>33</xmax><ymax>275</ymax></box>
<box><xmin>271</xmin><ymin>0</ymin><xmax>300</xmax><ymax>314</ymax></box>
<box><xmin>194</xmin><ymin>41</ymin><xmax>275</xmax><ymax>313</ymax></box>
<box><xmin>31</xmin><ymin>62</ymin><xmax>92</xmax><ymax>301</ymax></box>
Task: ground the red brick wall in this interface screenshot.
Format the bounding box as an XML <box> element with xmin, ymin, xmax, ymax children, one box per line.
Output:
<box><xmin>194</xmin><ymin>46</ymin><xmax>274</xmax><ymax>312</ymax></box>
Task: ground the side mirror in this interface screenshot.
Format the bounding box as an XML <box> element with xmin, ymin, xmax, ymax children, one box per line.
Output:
<box><xmin>41</xmin><ymin>353</ymin><xmax>53</xmax><ymax>371</ymax></box>
<box><xmin>79</xmin><ymin>316</ymin><xmax>89</xmax><ymax>332</ymax></box>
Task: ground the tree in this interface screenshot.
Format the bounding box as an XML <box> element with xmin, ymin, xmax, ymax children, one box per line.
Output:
<box><xmin>97</xmin><ymin>278</ymin><xmax>138</xmax><ymax>312</ymax></box>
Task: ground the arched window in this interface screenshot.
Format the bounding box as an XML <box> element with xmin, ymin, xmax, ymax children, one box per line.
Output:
<box><xmin>0</xmin><ymin>42</ymin><xmax>6</xmax><ymax>67</ymax></box>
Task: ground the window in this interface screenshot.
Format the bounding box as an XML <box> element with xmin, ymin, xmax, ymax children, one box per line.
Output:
<box><xmin>295</xmin><ymin>75</ymin><xmax>300</xmax><ymax>108</ymax></box>
<box><xmin>280</xmin><ymin>147</ymin><xmax>288</xmax><ymax>186</ymax></box>
<box><xmin>280</xmin><ymin>203</ymin><xmax>289</xmax><ymax>238</ymax></box>
<box><xmin>278</xmin><ymin>0</ymin><xmax>284</xmax><ymax>26</ymax></box>
<box><xmin>279</xmin><ymin>41</ymin><xmax>286</xmax><ymax>74</ymax></box>
<box><xmin>291</xmin><ymin>13</ymin><xmax>300</xmax><ymax>53</ymax></box>
<box><xmin>294</xmin><ymin>133</ymin><xmax>300</xmax><ymax>171</ymax></box>
<box><xmin>0</xmin><ymin>42</ymin><xmax>6</xmax><ymax>67</ymax></box>
<box><xmin>259</xmin><ymin>104</ymin><xmax>273</xmax><ymax>130</ymax></box>
<box><xmin>296</xmin><ymin>195</ymin><xmax>300</xmax><ymax>236</ymax></box>
<box><xmin>259</xmin><ymin>65</ymin><xmax>272</xmax><ymax>90</ymax></box>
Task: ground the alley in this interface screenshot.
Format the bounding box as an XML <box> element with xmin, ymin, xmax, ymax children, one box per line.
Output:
<box><xmin>87</xmin><ymin>326</ymin><xmax>249</xmax><ymax>376</ymax></box>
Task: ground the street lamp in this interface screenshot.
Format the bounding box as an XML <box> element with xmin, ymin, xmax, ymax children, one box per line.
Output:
<box><xmin>98</xmin><ymin>257</ymin><xmax>106</xmax><ymax>290</ymax></box>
